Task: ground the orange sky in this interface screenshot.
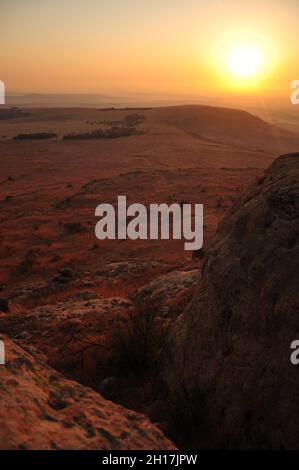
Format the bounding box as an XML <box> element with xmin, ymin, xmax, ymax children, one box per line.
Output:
<box><xmin>1</xmin><ymin>0</ymin><xmax>298</xmax><ymax>97</ymax></box>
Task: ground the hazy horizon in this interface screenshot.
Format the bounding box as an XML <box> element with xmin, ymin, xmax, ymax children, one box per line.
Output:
<box><xmin>4</xmin><ymin>90</ymin><xmax>297</xmax><ymax>116</ymax></box>
<box><xmin>1</xmin><ymin>0</ymin><xmax>298</xmax><ymax>99</ymax></box>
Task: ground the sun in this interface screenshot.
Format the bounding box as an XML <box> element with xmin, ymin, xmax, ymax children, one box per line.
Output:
<box><xmin>228</xmin><ymin>44</ymin><xmax>263</xmax><ymax>78</ymax></box>
<box><xmin>209</xmin><ymin>31</ymin><xmax>277</xmax><ymax>91</ymax></box>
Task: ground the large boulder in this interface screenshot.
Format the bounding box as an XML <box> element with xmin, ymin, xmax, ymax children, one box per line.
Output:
<box><xmin>165</xmin><ymin>153</ymin><xmax>299</xmax><ymax>448</ymax></box>
<box><xmin>0</xmin><ymin>335</ymin><xmax>175</xmax><ymax>450</ymax></box>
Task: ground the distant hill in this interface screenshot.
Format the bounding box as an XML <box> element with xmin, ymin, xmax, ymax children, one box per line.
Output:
<box><xmin>1</xmin><ymin>102</ymin><xmax>298</xmax><ymax>154</ymax></box>
<box><xmin>151</xmin><ymin>105</ymin><xmax>299</xmax><ymax>153</ymax></box>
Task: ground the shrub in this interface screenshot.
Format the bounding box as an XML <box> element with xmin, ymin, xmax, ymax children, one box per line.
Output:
<box><xmin>63</xmin><ymin>126</ymin><xmax>140</xmax><ymax>140</ymax></box>
<box><xmin>63</xmin><ymin>222</ymin><xmax>85</xmax><ymax>234</ymax></box>
<box><xmin>0</xmin><ymin>107</ymin><xmax>30</xmax><ymax>120</ymax></box>
<box><xmin>18</xmin><ymin>249</ymin><xmax>37</xmax><ymax>274</ymax></box>
<box><xmin>111</xmin><ymin>294</ymin><xmax>164</xmax><ymax>376</ymax></box>
<box><xmin>192</xmin><ymin>247</ymin><xmax>205</xmax><ymax>259</ymax></box>
<box><xmin>13</xmin><ymin>132</ymin><xmax>57</xmax><ymax>140</ymax></box>
<box><xmin>123</xmin><ymin>113</ymin><xmax>145</xmax><ymax>127</ymax></box>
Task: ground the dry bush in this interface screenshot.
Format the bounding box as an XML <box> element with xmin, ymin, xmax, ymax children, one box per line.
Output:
<box><xmin>13</xmin><ymin>132</ymin><xmax>57</xmax><ymax>140</ymax></box>
<box><xmin>123</xmin><ymin>113</ymin><xmax>145</xmax><ymax>126</ymax></box>
<box><xmin>63</xmin><ymin>126</ymin><xmax>141</xmax><ymax>140</ymax></box>
<box><xmin>111</xmin><ymin>294</ymin><xmax>165</xmax><ymax>376</ymax></box>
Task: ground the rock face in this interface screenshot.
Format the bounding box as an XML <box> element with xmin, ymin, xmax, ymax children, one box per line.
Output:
<box><xmin>0</xmin><ymin>336</ymin><xmax>176</xmax><ymax>450</ymax></box>
<box><xmin>165</xmin><ymin>153</ymin><xmax>299</xmax><ymax>449</ymax></box>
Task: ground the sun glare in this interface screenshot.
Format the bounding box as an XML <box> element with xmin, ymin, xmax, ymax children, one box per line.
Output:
<box><xmin>228</xmin><ymin>44</ymin><xmax>263</xmax><ymax>77</ymax></box>
<box><xmin>209</xmin><ymin>33</ymin><xmax>275</xmax><ymax>92</ymax></box>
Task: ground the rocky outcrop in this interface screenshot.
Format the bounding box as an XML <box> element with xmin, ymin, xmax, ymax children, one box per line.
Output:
<box><xmin>0</xmin><ymin>335</ymin><xmax>175</xmax><ymax>450</ymax></box>
<box><xmin>165</xmin><ymin>153</ymin><xmax>299</xmax><ymax>448</ymax></box>
<box><xmin>134</xmin><ymin>270</ymin><xmax>197</xmax><ymax>319</ymax></box>
<box><xmin>0</xmin><ymin>297</ymin><xmax>132</xmax><ymax>386</ymax></box>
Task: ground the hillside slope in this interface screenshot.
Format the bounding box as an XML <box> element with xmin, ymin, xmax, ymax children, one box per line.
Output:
<box><xmin>151</xmin><ymin>105</ymin><xmax>299</xmax><ymax>153</ymax></box>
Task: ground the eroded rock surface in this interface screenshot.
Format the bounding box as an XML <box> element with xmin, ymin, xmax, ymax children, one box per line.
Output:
<box><xmin>0</xmin><ymin>335</ymin><xmax>176</xmax><ymax>450</ymax></box>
